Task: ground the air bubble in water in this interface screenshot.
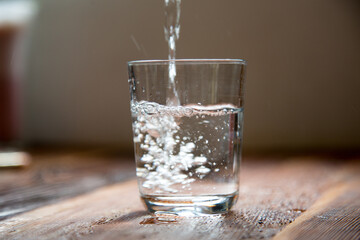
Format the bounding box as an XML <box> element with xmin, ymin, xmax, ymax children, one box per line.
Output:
<box><xmin>131</xmin><ymin>100</ymin><xmax>242</xmax><ymax>194</ymax></box>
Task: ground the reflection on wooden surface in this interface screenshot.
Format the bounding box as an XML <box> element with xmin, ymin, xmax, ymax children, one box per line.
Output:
<box><xmin>0</xmin><ymin>150</ymin><xmax>359</xmax><ymax>239</ymax></box>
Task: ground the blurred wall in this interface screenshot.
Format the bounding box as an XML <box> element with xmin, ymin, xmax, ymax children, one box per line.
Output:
<box><xmin>24</xmin><ymin>0</ymin><xmax>360</xmax><ymax>152</ymax></box>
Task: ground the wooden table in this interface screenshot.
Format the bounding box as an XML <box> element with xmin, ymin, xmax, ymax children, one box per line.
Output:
<box><xmin>0</xmin><ymin>150</ymin><xmax>359</xmax><ymax>239</ymax></box>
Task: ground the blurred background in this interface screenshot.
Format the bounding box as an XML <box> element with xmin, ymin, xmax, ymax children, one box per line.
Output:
<box><xmin>3</xmin><ymin>0</ymin><xmax>360</xmax><ymax>154</ymax></box>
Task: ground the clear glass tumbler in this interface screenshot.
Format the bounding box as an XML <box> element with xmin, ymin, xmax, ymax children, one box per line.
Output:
<box><xmin>128</xmin><ymin>59</ymin><xmax>246</xmax><ymax>215</ymax></box>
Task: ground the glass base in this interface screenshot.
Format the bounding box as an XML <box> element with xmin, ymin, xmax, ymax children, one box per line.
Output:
<box><xmin>141</xmin><ymin>192</ymin><xmax>238</xmax><ymax>216</ymax></box>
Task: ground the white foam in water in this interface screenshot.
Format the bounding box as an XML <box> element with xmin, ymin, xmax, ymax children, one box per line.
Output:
<box><xmin>132</xmin><ymin>101</ymin><xmax>242</xmax><ymax>194</ymax></box>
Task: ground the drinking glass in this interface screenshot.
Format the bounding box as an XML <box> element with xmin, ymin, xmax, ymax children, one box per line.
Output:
<box><xmin>128</xmin><ymin>59</ymin><xmax>246</xmax><ymax>215</ymax></box>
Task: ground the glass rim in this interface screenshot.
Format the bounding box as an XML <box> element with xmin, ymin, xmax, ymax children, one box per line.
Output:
<box><xmin>128</xmin><ymin>59</ymin><xmax>247</xmax><ymax>66</ymax></box>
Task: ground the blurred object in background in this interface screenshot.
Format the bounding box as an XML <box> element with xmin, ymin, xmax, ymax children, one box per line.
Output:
<box><xmin>0</xmin><ymin>151</ymin><xmax>30</xmax><ymax>167</ymax></box>
<box><xmin>0</xmin><ymin>0</ymin><xmax>37</xmax><ymax>167</ymax></box>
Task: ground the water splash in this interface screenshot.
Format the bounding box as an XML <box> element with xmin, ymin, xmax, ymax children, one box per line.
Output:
<box><xmin>131</xmin><ymin>100</ymin><xmax>243</xmax><ymax>194</ymax></box>
<box><xmin>131</xmin><ymin>101</ymin><xmax>241</xmax><ymax>117</ymax></box>
<box><xmin>164</xmin><ymin>0</ymin><xmax>181</xmax><ymax>106</ymax></box>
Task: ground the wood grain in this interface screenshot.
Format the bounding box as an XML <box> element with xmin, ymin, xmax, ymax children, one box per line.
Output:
<box><xmin>0</xmin><ymin>152</ymin><xmax>359</xmax><ymax>240</ymax></box>
<box><xmin>274</xmin><ymin>162</ymin><xmax>360</xmax><ymax>240</ymax></box>
<box><xmin>0</xmin><ymin>150</ymin><xmax>135</xmax><ymax>220</ymax></box>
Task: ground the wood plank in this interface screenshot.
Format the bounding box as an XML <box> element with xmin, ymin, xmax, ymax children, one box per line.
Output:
<box><xmin>0</xmin><ymin>150</ymin><xmax>135</xmax><ymax>220</ymax></box>
<box><xmin>274</xmin><ymin>161</ymin><xmax>360</xmax><ymax>240</ymax></box>
<box><xmin>1</xmin><ymin>156</ymin><xmax>357</xmax><ymax>239</ymax></box>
